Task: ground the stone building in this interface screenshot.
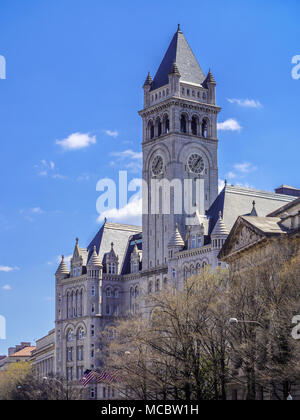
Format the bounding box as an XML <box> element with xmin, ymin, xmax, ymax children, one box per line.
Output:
<box><xmin>40</xmin><ymin>26</ymin><xmax>299</xmax><ymax>398</ymax></box>
<box><xmin>219</xmin><ymin>197</ymin><xmax>300</xmax><ymax>400</ymax></box>
<box><xmin>31</xmin><ymin>330</ymin><xmax>55</xmax><ymax>379</ymax></box>
<box><xmin>0</xmin><ymin>342</ymin><xmax>35</xmax><ymax>371</ymax></box>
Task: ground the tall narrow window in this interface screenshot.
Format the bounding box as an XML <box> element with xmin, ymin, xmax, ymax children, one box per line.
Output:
<box><xmin>180</xmin><ymin>115</ymin><xmax>187</xmax><ymax>133</ymax></box>
<box><xmin>191</xmin><ymin>116</ymin><xmax>198</xmax><ymax>135</ymax></box>
<box><xmin>202</xmin><ymin>119</ymin><xmax>208</xmax><ymax>138</ymax></box>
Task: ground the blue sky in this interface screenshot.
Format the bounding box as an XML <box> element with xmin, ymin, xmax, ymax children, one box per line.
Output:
<box><xmin>0</xmin><ymin>0</ymin><xmax>299</xmax><ymax>354</ymax></box>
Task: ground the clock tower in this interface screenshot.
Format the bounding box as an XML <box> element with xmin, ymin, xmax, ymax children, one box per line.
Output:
<box><xmin>139</xmin><ymin>26</ymin><xmax>221</xmax><ymax>273</ymax></box>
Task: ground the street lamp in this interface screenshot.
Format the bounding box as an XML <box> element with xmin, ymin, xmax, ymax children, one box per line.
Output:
<box><xmin>287</xmin><ymin>394</ymin><xmax>293</xmax><ymax>400</ymax></box>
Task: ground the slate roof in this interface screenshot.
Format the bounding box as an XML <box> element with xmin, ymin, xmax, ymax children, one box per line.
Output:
<box><xmin>207</xmin><ymin>185</ymin><xmax>295</xmax><ymax>237</ymax></box>
<box><xmin>242</xmin><ymin>216</ymin><xmax>286</xmax><ymax>235</ymax></box>
<box><xmin>121</xmin><ymin>233</ymin><xmax>143</xmax><ymax>275</ymax></box>
<box><xmin>267</xmin><ymin>197</ymin><xmax>300</xmax><ymax>217</ymax></box>
<box><xmin>87</xmin><ymin>222</ymin><xmax>141</xmax><ymax>275</ymax></box>
<box><xmin>150</xmin><ymin>27</ymin><xmax>205</xmax><ymax>91</ymax></box>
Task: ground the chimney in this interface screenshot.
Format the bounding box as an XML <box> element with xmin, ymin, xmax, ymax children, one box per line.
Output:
<box><xmin>275</xmin><ymin>185</ymin><xmax>300</xmax><ymax>198</ymax></box>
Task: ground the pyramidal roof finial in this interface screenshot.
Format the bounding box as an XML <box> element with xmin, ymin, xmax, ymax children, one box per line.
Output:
<box><xmin>250</xmin><ymin>200</ymin><xmax>258</xmax><ymax>217</ymax></box>
<box><xmin>177</xmin><ymin>23</ymin><xmax>182</xmax><ymax>32</ymax></box>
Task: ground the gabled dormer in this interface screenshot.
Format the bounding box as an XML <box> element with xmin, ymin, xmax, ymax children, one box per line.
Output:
<box><xmin>130</xmin><ymin>241</ymin><xmax>142</xmax><ymax>273</ymax></box>
<box><xmin>106</xmin><ymin>242</ymin><xmax>119</xmax><ymax>275</ymax></box>
<box><xmin>70</xmin><ymin>238</ymin><xmax>84</xmax><ymax>277</ymax></box>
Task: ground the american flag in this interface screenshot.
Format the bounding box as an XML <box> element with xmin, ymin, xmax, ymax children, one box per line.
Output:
<box><xmin>79</xmin><ymin>370</ymin><xmax>96</xmax><ymax>387</ymax></box>
<box><xmin>94</xmin><ymin>369</ymin><xmax>119</xmax><ymax>383</ymax></box>
<box><xmin>79</xmin><ymin>369</ymin><xmax>119</xmax><ymax>387</ymax></box>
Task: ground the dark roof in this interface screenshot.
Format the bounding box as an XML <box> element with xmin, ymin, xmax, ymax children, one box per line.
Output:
<box><xmin>87</xmin><ymin>222</ymin><xmax>141</xmax><ymax>275</ymax></box>
<box><xmin>267</xmin><ymin>196</ymin><xmax>300</xmax><ymax>217</ymax></box>
<box><xmin>207</xmin><ymin>185</ymin><xmax>295</xmax><ymax>237</ymax></box>
<box><xmin>151</xmin><ymin>28</ymin><xmax>205</xmax><ymax>91</ymax></box>
<box><xmin>121</xmin><ymin>233</ymin><xmax>142</xmax><ymax>275</ymax></box>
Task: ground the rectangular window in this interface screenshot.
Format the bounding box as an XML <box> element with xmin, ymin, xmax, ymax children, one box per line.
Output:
<box><xmin>197</xmin><ymin>235</ymin><xmax>202</xmax><ymax>248</ymax></box>
<box><xmin>191</xmin><ymin>236</ymin><xmax>196</xmax><ymax>249</ymax></box>
<box><xmin>91</xmin><ymin>286</ymin><xmax>95</xmax><ymax>296</ymax></box>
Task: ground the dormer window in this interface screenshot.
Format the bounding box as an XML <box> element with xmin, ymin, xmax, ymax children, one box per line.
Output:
<box><xmin>108</xmin><ymin>263</ymin><xmax>116</xmax><ymax>274</ymax></box>
<box><xmin>197</xmin><ymin>235</ymin><xmax>202</xmax><ymax>248</ymax></box>
<box><xmin>191</xmin><ymin>236</ymin><xmax>196</xmax><ymax>249</ymax></box>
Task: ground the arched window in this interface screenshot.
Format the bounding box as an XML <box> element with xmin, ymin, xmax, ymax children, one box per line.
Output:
<box><xmin>148</xmin><ymin>281</ymin><xmax>153</xmax><ymax>294</ymax></box>
<box><xmin>106</xmin><ymin>304</ymin><xmax>111</xmax><ymax>315</ymax></box>
<box><xmin>196</xmin><ymin>263</ymin><xmax>201</xmax><ymax>274</ymax></box>
<box><xmin>163</xmin><ymin>114</ymin><xmax>170</xmax><ymax>134</ymax></box>
<box><xmin>67</xmin><ymin>292</ymin><xmax>70</xmax><ymax>318</ymax></box>
<box><xmin>202</xmin><ymin>261</ymin><xmax>208</xmax><ymax>268</ymax></box>
<box><xmin>191</xmin><ymin>116</ymin><xmax>198</xmax><ymax>135</ymax></box>
<box><xmin>114</xmin><ymin>289</ymin><xmax>119</xmax><ymax>298</ymax></box>
<box><xmin>135</xmin><ymin>286</ymin><xmax>139</xmax><ymax>298</ymax></box>
<box><xmin>172</xmin><ymin>268</ymin><xmax>176</xmax><ymax>279</ymax></box>
<box><xmin>156</xmin><ymin>118</ymin><xmax>162</xmax><ymax>137</ymax></box>
<box><xmin>130</xmin><ymin>287</ymin><xmax>134</xmax><ymax>312</ymax></box>
<box><xmin>77</xmin><ymin>327</ymin><xmax>85</xmax><ymax>340</ymax></box>
<box><xmin>106</xmin><ymin>287</ymin><xmax>112</xmax><ymax>298</ymax></box>
<box><xmin>180</xmin><ymin>115</ymin><xmax>187</xmax><ymax>133</ymax></box>
<box><xmin>155</xmin><ymin>279</ymin><xmax>160</xmax><ymax>292</ymax></box>
<box><xmin>67</xmin><ymin>330</ymin><xmax>74</xmax><ymax>342</ymax></box>
<box><xmin>202</xmin><ymin>118</ymin><xmax>209</xmax><ymax>138</ymax></box>
<box><xmin>148</xmin><ymin>120</ymin><xmax>154</xmax><ymax>140</ymax></box>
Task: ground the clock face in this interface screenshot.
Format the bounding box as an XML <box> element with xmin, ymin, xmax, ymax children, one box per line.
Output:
<box><xmin>187</xmin><ymin>153</ymin><xmax>205</xmax><ymax>174</ymax></box>
<box><xmin>152</xmin><ymin>155</ymin><xmax>164</xmax><ymax>176</ymax></box>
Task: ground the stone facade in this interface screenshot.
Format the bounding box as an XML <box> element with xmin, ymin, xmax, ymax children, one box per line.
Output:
<box><xmin>34</xmin><ymin>27</ymin><xmax>299</xmax><ymax>399</ymax></box>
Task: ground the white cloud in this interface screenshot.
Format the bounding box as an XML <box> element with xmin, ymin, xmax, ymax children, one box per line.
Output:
<box><xmin>227</xmin><ymin>98</ymin><xmax>263</xmax><ymax>109</ymax></box>
<box><xmin>217</xmin><ymin>119</ymin><xmax>242</xmax><ymax>132</ymax></box>
<box><xmin>226</xmin><ymin>171</ymin><xmax>236</xmax><ymax>180</ymax></box>
<box><xmin>111</xmin><ymin>149</ymin><xmax>142</xmax><ymax>160</ymax></box>
<box><xmin>31</xmin><ymin>207</ymin><xmax>43</xmax><ymax>214</ymax></box>
<box><xmin>56</xmin><ymin>133</ymin><xmax>96</xmax><ymax>150</ymax></box>
<box><xmin>110</xmin><ymin>149</ymin><xmax>143</xmax><ymax>174</ymax></box>
<box><xmin>56</xmin><ymin>255</ymin><xmax>72</xmax><ymax>266</ymax></box>
<box><xmin>0</xmin><ymin>266</ymin><xmax>19</xmax><ymax>272</ymax></box>
<box><xmin>234</xmin><ymin>162</ymin><xmax>257</xmax><ymax>173</ymax></box>
<box><xmin>98</xmin><ymin>196</ymin><xmax>142</xmax><ymax>225</ymax></box>
<box><xmin>218</xmin><ymin>179</ymin><xmax>225</xmax><ymax>193</ymax></box>
<box><xmin>105</xmin><ymin>130</ymin><xmax>119</xmax><ymax>138</ymax></box>
<box><xmin>2</xmin><ymin>284</ymin><xmax>12</xmax><ymax>291</ymax></box>
<box><xmin>77</xmin><ymin>174</ymin><xmax>90</xmax><ymax>182</ymax></box>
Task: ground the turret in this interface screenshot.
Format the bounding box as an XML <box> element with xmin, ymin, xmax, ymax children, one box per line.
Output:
<box><xmin>168</xmin><ymin>61</ymin><xmax>181</xmax><ymax>97</ymax></box>
<box><xmin>203</xmin><ymin>69</ymin><xmax>216</xmax><ymax>105</ymax></box>
<box><xmin>211</xmin><ymin>212</ymin><xmax>229</xmax><ymax>251</ymax></box>
<box><xmin>55</xmin><ymin>255</ymin><xmax>70</xmax><ymax>281</ymax></box>
<box><xmin>143</xmin><ymin>72</ymin><xmax>152</xmax><ymax>108</ymax></box>
<box><xmin>168</xmin><ymin>224</ymin><xmax>185</xmax><ymax>258</ymax></box>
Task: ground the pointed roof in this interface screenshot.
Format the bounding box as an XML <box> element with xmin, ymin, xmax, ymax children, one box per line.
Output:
<box><xmin>151</xmin><ymin>27</ymin><xmax>205</xmax><ymax>91</ymax></box>
<box><xmin>211</xmin><ymin>212</ymin><xmax>230</xmax><ymax>236</ymax></box>
<box><xmin>55</xmin><ymin>255</ymin><xmax>70</xmax><ymax>277</ymax></box>
<box><xmin>249</xmin><ymin>201</ymin><xmax>258</xmax><ymax>217</ymax></box>
<box><xmin>143</xmin><ymin>72</ymin><xmax>153</xmax><ymax>87</ymax></box>
<box><xmin>168</xmin><ymin>224</ymin><xmax>185</xmax><ymax>248</ymax></box>
<box><xmin>169</xmin><ymin>61</ymin><xmax>181</xmax><ymax>76</ymax></box>
<box><xmin>87</xmin><ymin>246</ymin><xmax>102</xmax><ymax>267</ymax></box>
<box><xmin>203</xmin><ymin>69</ymin><xmax>216</xmax><ymax>87</ymax></box>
